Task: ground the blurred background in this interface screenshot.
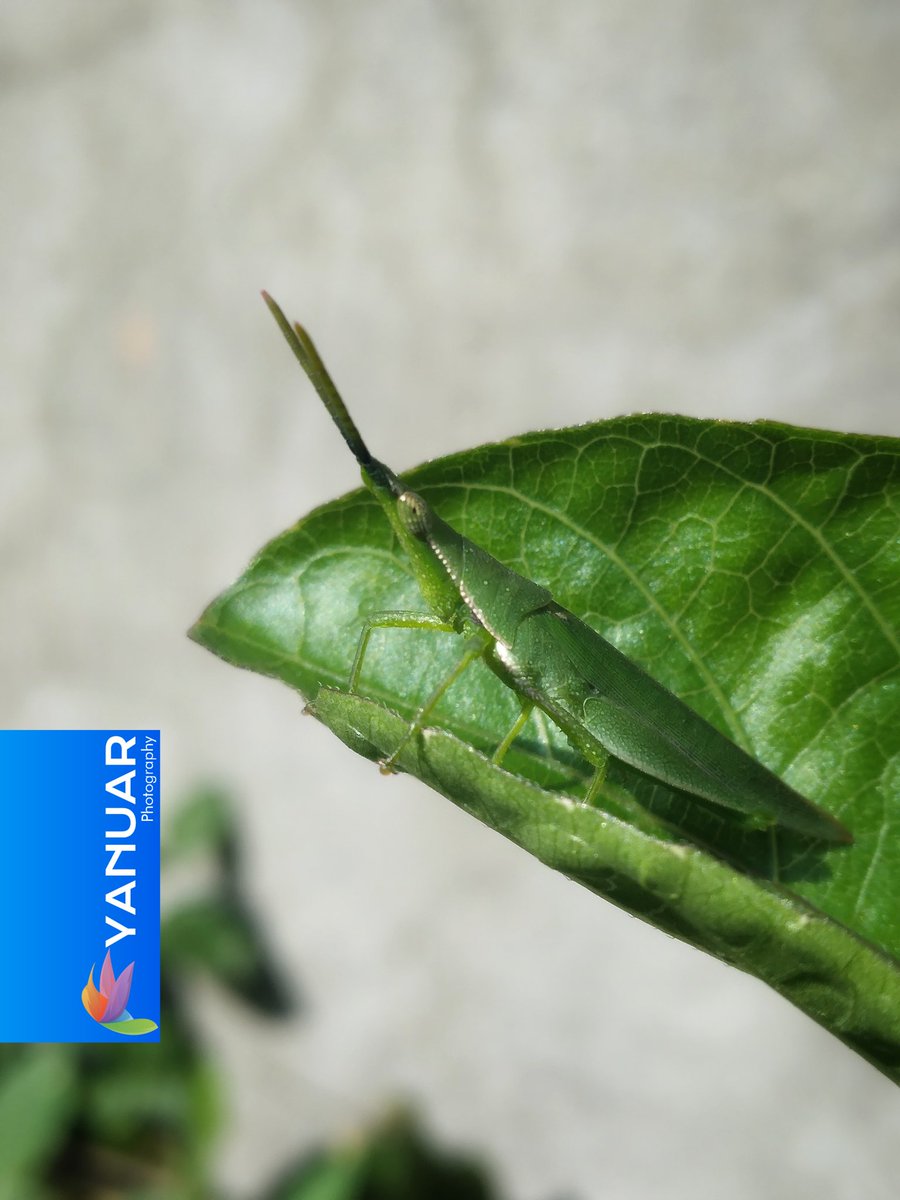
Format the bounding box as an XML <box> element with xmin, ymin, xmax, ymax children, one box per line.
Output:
<box><xmin>3</xmin><ymin>2</ymin><xmax>900</xmax><ymax>1197</ymax></box>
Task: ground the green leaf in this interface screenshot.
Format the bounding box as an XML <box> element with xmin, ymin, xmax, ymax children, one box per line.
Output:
<box><xmin>0</xmin><ymin>1047</ymin><xmax>77</xmax><ymax>1197</ymax></box>
<box><xmin>190</xmin><ymin>415</ymin><xmax>900</xmax><ymax>1078</ymax></box>
<box><xmin>314</xmin><ymin>688</ymin><xmax>900</xmax><ymax>1082</ymax></box>
<box><xmin>161</xmin><ymin>785</ymin><xmax>237</xmax><ymax>868</ymax></box>
<box><xmin>162</xmin><ymin>894</ymin><xmax>295</xmax><ymax>1016</ymax></box>
<box><xmin>263</xmin><ymin>1107</ymin><xmax>498</xmax><ymax>1200</ymax></box>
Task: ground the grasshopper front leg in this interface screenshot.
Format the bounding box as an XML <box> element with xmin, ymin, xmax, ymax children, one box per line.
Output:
<box><xmin>379</xmin><ymin>629</ymin><xmax>494</xmax><ymax>773</ymax></box>
<box><xmin>347</xmin><ymin>611</ymin><xmax>494</xmax><ymax>772</ymax></box>
<box><xmin>349</xmin><ymin>611</ymin><xmax>457</xmax><ymax>692</ymax></box>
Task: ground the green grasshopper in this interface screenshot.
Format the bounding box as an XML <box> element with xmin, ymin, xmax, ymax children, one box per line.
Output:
<box><xmin>262</xmin><ymin>293</ymin><xmax>852</xmax><ymax>846</ymax></box>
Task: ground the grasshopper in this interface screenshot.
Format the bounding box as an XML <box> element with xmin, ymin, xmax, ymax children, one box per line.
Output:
<box><xmin>263</xmin><ymin>293</ymin><xmax>852</xmax><ymax>845</ymax></box>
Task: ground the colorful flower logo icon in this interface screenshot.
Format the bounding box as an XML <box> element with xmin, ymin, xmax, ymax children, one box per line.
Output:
<box><xmin>82</xmin><ymin>950</ymin><xmax>158</xmax><ymax>1035</ymax></box>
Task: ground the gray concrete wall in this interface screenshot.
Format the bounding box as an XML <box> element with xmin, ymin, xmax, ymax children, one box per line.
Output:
<box><xmin>3</xmin><ymin>2</ymin><xmax>899</xmax><ymax>1197</ymax></box>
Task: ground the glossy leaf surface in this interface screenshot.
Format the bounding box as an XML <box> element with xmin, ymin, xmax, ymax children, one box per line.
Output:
<box><xmin>191</xmin><ymin>415</ymin><xmax>900</xmax><ymax>1078</ymax></box>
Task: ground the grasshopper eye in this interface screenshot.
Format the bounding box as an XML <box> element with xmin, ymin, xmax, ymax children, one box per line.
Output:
<box><xmin>397</xmin><ymin>491</ymin><xmax>430</xmax><ymax>539</ymax></box>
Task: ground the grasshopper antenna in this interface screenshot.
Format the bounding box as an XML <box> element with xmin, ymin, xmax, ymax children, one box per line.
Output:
<box><xmin>261</xmin><ymin>291</ymin><xmax>375</xmax><ymax>470</ymax></box>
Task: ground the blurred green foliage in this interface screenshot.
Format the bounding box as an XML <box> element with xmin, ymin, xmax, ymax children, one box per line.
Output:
<box><xmin>0</xmin><ymin>787</ymin><xmax>502</xmax><ymax>1199</ymax></box>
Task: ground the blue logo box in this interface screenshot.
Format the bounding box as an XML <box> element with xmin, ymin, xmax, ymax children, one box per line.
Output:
<box><xmin>0</xmin><ymin>731</ymin><xmax>160</xmax><ymax>1041</ymax></box>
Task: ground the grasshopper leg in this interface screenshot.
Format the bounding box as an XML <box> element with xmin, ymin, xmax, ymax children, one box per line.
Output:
<box><xmin>583</xmin><ymin>754</ymin><xmax>610</xmax><ymax>806</ymax></box>
<box><xmin>380</xmin><ymin>630</ymin><xmax>492</xmax><ymax>773</ymax></box>
<box><xmin>349</xmin><ymin>611</ymin><xmax>456</xmax><ymax>692</ymax></box>
<box><xmin>492</xmin><ymin>701</ymin><xmax>535</xmax><ymax>766</ymax></box>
